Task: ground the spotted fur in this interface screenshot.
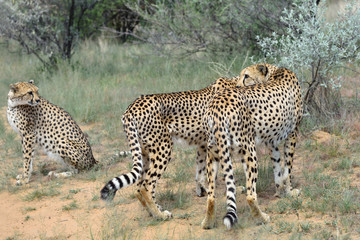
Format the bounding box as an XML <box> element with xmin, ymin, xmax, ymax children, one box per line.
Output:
<box><xmin>7</xmin><ymin>80</ymin><xmax>97</xmax><ymax>185</ymax></box>
<box><xmin>201</xmin><ymin>67</ymin><xmax>303</xmax><ymax>229</ymax></box>
<box><xmin>100</xmin><ymin>64</ymin><xmax>278</xmax><ymax>219</ymax></box>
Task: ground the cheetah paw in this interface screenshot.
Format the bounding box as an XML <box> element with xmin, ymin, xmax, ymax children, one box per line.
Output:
<box><xmin>47</xmin><ymin>171</ymin><xmax>56</xmax><ymax>180</ymax></box>
<box><xmin>162</xmin><ymin>210</ymin><xmax>173</xmax><ymax>219</ymax></box>
<box><xmin>201</xmin><ymin>217</ymin><xmax>216</xmax><ymax>229</ymax></box>
<box><xmin>237</xmin><ymin>185</ymin><xmax>246</xmax><ymax>194</ymax></box>
<box><xmin>261</xmin><ymin>212</ymin><xmax>270</xmax><ymax>224</ymax></box>
<box><xmin>196</xmin><ymin>185</ymin><xmax>207</xmax><ymax>197</ymax></box>
<box><xmin>288</xmin><ymin>188</ymin><xmax>301</xmax><ymax>197</ymax></box>
<box><xmin>274</xmin><ymin>191</ymin><xmax>282</xmax><ymax>198</ymax></box>
<box><xmin>154</xmin><ymin>210</ymin><xmax>173</xmax><ymax>219</ymax></box>
<box><xmin>148</xmin><ymin>204</ymin><xmax>164</xmax><ymax>216</ymax></box>
<box><xmin>16</xmin><ymin>175</ymin><xmax>29</xmax><ymax>186</ymax></box>
<box><xmin>156</xmin><ymin>204</ymin><xmax>163</xmax><ymax>212</ymax></box>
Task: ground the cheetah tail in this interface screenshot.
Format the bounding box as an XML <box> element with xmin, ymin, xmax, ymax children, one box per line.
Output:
<box><xmin>100</xmin><ymin>115</ymin><xmax>142</xmax><ymax>201</ymax></box>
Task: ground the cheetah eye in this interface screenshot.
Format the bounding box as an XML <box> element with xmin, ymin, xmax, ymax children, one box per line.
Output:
<box><xmin>244</xmin><ymin>74</ymin><xmax>249</xmax><ymax>79</ymax></box>
<box><xmin>28</xmin><ymin>91</ymin><xmax>33</xmax><ymax>95</ymax></box>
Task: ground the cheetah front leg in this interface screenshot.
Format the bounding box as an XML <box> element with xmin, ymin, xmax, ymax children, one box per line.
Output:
<box><xmin>195</xmin><ymin>145</ymin><xmax>208</xmax><ymax>197</ymax></box>
<box><xmin>269</xmin><ymin>144</ymin><xmax>284</xmax><ymax>197</ymax></box>
<box><xmin>282</xmin><ymin>130</ymin><xmax>300</xmax><ymax>197</ymax></box>
<box><xmin>16</xmin><ymin>135</ymin><xmax>35</xmax><ymax>185</ymax></box>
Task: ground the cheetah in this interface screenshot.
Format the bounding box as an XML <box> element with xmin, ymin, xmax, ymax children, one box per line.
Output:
<box><xmin>100</xmin><ymin>64</ymin><xmax>278</xmax><ymax>219</ymax></box>
<box><xmin>201</xmin><ymin>67</ymin><xmax>303</xmax><ymax>229</ymax></box>
<box><xmin>7</xmin><ymin>80</ymin><xmax>97</xmax><ymax>185</ymax></box>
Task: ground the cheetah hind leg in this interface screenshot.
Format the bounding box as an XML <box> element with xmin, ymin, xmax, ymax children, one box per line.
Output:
<box><xmin>47</xmin><ymin>148</ymin><xmax>83</xmax><ymax>180</ymax></box>
<box><xmin>235</xmin><ymin>154</ymin><xmax>247</xmax><ymax>195</ymax></box>
<box><xmin>243</xmin><ymin>144</ymin><xmax>270</xmax><ymax>224</ymax></box>
<box><xmin>201</xmin><ymin>153</ymin><xmax>218</xmax><ymax>229</ymax></box>
<box><xmin>135</xmin><ymin>142</ymin><xmax>173</xmax><ymax>220</ymax></box>
<box><xmin>136</xmin><ymin>184</ymin><xmax>172</xmax><ymax>220</ymax></box>
<box><xmin>134</xmin><ymin>153</ymin><xmax>163</xmax><ymax>217</ymax></box>
<box><xmin>134</xmin><ymin>181</ymin><xmax>164</xmax><ymax>217</ymax></box>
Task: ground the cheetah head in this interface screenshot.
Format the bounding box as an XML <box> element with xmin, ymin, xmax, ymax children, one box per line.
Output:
<box><xmin>237</xmin><ymin>63</ymin><xmax>276</xmax><ymax>87</ymax></box>
<box><xmin>8</xmin><ymin>80</ymin><xmax>40</xmax><ymax>108</ymax></box>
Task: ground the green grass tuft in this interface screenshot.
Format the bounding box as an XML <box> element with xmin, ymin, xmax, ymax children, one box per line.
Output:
<box><xmin>299</xmin><ymin>221</ymin><xmax>312</xmax><ymax>233</ymax></box>
<box><xmin>62</xmin><ymin>201</ymin><xmax>79</xmax><ymax>211</ymax></box>
<box><xmin>272</xmin><ymin>221</ymin><xmax>294</xmax><ymax>234</ymax></box>
<box><xmin>98</xmin><ymin>209</ymin><xmax>135</xmax><ymax>239</ymax></box>
<box><xmin>158</xmin><ymin>186</ymin><xmax>191</xmax><ymax>210</ymax></box>
<box><xmin>23</xmin><ymin>188</ymin><xmax>60</xmax><ymax>201</ymax></box>
<box><xmin>23</xmin><ymin>207</ymin><xmax>36</xmax><ymax>213</ymax></box>
<box><xmin>302</xmin><ymin>168</ymin><xmax>360</xmax><ymax>214</ymax></box>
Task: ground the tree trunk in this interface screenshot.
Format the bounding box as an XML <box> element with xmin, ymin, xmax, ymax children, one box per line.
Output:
<box><xmin>64</xmin><ymin>0</ymin><xmax>75</xmax><ymax>60</ymax></box>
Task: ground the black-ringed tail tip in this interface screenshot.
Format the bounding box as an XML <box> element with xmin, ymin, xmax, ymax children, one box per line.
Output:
<box><xmin>223</xmin><ymin>211</ymin><xmax>238</xmax><ymax>229</ymax></box>
<box><xmin>100</xmin><ymin>183</ymin><xmax>117</xmax><ymax>201</ymax></box>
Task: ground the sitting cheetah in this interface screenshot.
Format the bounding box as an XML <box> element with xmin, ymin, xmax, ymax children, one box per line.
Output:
<box><xmin>201</xmin><ymin>67</ymin><xmax>303</xmax><ymax>229</ymax></box>
<box><xmin>7</xmin><ymin>80</ymin><xmax>97</xmax><ymax>185</ymax></box>
<box><xmin>100</xmin><ymin>64</ymin><xmax>277</xmax><ymax>220</ymax></box>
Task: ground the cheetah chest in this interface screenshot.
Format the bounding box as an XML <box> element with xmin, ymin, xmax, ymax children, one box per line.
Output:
<box><xmin>7</xmin><ymin>108</ymin><xmax>22</xmax><ymax>136</ymax></box>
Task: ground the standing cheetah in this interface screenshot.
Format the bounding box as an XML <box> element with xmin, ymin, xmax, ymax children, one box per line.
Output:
<box><xmin>201</xmin><ymin>67</ymin><xmax>303</xmax><ymax>229</ymax></box>
<box><xmin>7</xmin><ymin>80</ymin><xmax>97</xmax><ymax>185</ymax></box>
<box><xmin>100</xmin><ymin>64</ymin><xmax>278</xmax><ymax>220</ymax></box>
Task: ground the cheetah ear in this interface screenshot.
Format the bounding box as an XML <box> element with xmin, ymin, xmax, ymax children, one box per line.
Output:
<box><xmin>257</xmin><ymin>64</ymin><xmax>268</xmax><ymax>76</ymax></box>
<box><xmin>10</xmin><ymin>84</ymin><xmax>18</xmax><ymax>92</ymax></box>
<box><xmin>28</xmin><ymin>79</ymin><xmax>35</xmax><ymax>84</ymax></box>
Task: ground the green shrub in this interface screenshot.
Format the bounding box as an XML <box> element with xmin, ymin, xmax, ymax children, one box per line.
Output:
<box><xmin>257</xmin><ymin>0</ymin><xmax>360</xmax><ymax>117</ymax></box>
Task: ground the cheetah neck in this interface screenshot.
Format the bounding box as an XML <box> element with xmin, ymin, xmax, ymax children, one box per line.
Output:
<box><xmin>7</xmin><ymin>98</ymin><xmax>18</xmax><ymax>108</ymax></box>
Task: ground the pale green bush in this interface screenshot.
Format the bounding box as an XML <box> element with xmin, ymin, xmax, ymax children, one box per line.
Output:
<box><xmin>256</xmin><ymin>0</ymin><xmax>360</xmax><ymax>116</ymax></box>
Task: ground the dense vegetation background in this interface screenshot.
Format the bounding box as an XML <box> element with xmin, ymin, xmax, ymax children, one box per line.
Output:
<box><xmin>0</xmin><ymin>0</ymin><xmax>359</xmax><ymax>118</ymax></box>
